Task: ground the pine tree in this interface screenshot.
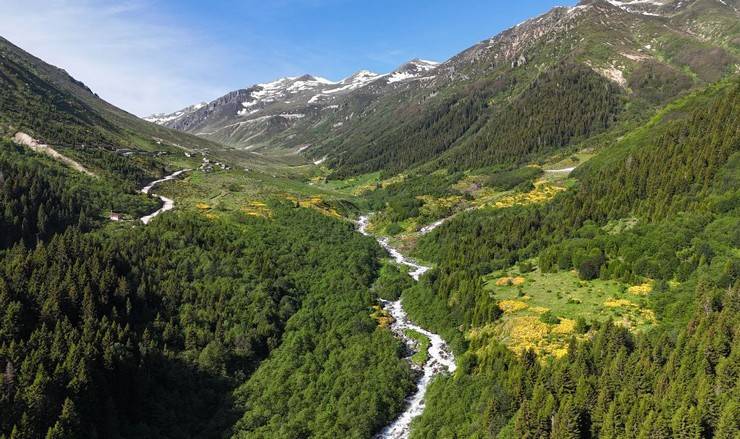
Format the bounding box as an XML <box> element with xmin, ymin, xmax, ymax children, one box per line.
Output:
<box><xmin>714</xmin><ymin>400</ymin><xmax>739</xmax><ymax>439</ymax></box>
<box><xmin>551</xmin><ymin>395</ymin><xmax>580</xmax><ymax>439</ymax></box>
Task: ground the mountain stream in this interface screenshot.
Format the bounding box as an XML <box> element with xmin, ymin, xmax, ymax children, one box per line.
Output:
<box><xmin>357</xmin><ymin>215</ymin><xmax>456</xmax><ymax>439</ymax></box>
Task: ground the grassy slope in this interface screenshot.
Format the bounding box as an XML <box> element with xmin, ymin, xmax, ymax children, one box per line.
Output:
<box><xmin>0</xmin><ymin>36</ymin><xmax>297</xmax><ymax>181</ymax></box>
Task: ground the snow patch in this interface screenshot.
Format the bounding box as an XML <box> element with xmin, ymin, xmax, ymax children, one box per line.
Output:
<box><xmin>387</xmin><ymin>71</ymin><xmax>417</xmax><ymax>83</ymax></box>
<box><xmin>605</xmin><ymin>0</ymin><xmax>665</xmax><ymax>16</ymax></box>
<box><xmin>145</xmin><ymin>102</ymin><xmax>206</xmax><ymax>125</ymax></box>
<box><xmin>278</xmin><ymin>113</ymin><xmax>305</xmax><ymax>119</ymax></box>
<box><xmin>237</xmin><ymin>107</ymin><xmax>260</xmax><ymax>117</ymax></box>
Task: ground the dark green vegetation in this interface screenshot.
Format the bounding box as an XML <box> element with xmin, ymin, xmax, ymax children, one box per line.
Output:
<box><xmin>405</xmin><ymin>330</ymin><xmax>431</xmax><ymax>366</ymax></box>
<box><xmin>0</xmin><ymin>37</ymin><xmax>414</xmax><ymax>437</ymax></box>
<box><xmin>0</xmin><ymin>166</ymin><xmax>413</xmax><ymax>438</ymax></box>
<box><xmin>372</xmin><ymin>263</ymin><xmax>415</xmax><ymax>301</ymax></box>
<box><xmin>398</xmin><ymin>78</ymin><xmax>739</xmax><ymax>437</ymax></box>
<box><xmin>363</xmin><ymin>172</ymin><xmax>463</xmax><ymax>227</ymax></box>
<box><xmin>329</xmin><ymin>62</ymin><xmax>624</xmax><ymax>177</ymax></box>
<box><xmin>412</xmin><ymin>291</ymin><xmax>738</xmax><ymax>438</ymax></box>
<box><xmin>483</xmin><ymin>167</ymin><xmax>543</xmax><ymax>192</ymax></box>
<box><xmin>0</xmin><ymin>140</ymin><xmax>158</xmax><ymax>249</ymax></box>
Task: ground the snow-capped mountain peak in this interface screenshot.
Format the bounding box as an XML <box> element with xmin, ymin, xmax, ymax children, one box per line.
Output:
<box><xmin>386</xmin><ymin>58</ymin><xmax>439</xmax><ymax>84</ymax></box>
<box><xmin>237</xmin><ymin>74</ymin><xmax>339</xmax><ymax>113</ymax></box>
<box><xmin>341</xmin><ymin>70</ymin><xmax>382</xmax><ymax>84</ymax></box>
<box><xmin>145</xmin><ymin>102</ymin><xmax>207</xmax><ymax>124</ymax></box>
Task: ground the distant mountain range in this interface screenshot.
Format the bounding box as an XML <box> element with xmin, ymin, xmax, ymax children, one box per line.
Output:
<box><xmin>145</xmin><ymin>59</ymin><xmax>440</xmax><ymax>159</ymax></box>
<box><xmin>145</xmin><ymin>0</ymin><xmax>739</xmax><ymax>177</ymax></box>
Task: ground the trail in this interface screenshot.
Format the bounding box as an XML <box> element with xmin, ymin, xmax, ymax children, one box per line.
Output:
<box><xmin>357</xmin><ymin>216</ymin><xmax>456</xmax><ymax>439</ymax></box>
<box><xmin>13</xmin><ymin>132</ymin><xmax>96</xmax><ymax>177</ymax></box>
<box><xmin>139</xmin><ymin>169</ymin><xmax>190</xmax><ymax>224</ymax></box>
<box><xmin>544</xmin><ymin>166</ymin><xmax>576</xmax><ymax>173</ymax></box>
<box><xmin>418</xmin><ymin>218</ymin><xmax>447</xmax><ymax>235</ymax></box>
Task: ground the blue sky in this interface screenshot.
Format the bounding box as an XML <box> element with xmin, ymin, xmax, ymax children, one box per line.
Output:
<box><xmin>2</xmin><ymin>0</ymin><xmax>575</xmax><ymax>116</ymax></box>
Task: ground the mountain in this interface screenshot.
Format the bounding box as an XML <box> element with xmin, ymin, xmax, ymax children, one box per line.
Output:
<box><xmin>145</xmin><ymin>102</ymin><xmax>208</xmax><ymax>125</ymax></box>
<box><xmin>315</xmin><ymin>0</ymin><xmax>739</xmax><ymax>177</ymax></box>
<box><xmin>150</xmin><ymin>0</ymin><xmax>738</xmax><ymax>177</ymax></box>
<box><xmin>145</xmin><ymin>59</ymin><xmax>440</xmax><ymax>155</ymax></box>
<box><xmin>0</xmin><ymin>36</ymin><xmax>279</xmax><ymax>182</ymax></box>
<box><xmin>0</xmin><ymin>2</ymin><xmax>738</xmax><ymax>439</ymax></box>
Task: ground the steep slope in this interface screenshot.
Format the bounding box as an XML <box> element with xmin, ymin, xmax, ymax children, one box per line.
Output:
<box><xmin>147</xmin><ymin>59</ymin><xmax>440</xmax><ymax>155</ymax></box>
<box><xmin>0</xmin><ymin>37</ymin><xmax>416</xmax><ymax>439</ymax></box>
<box><xmin>151</xmin><ymin>0</ymin><xmax>738</xmax><ymax>177</ymax></box>
<box><xmin>405</xmin><ymin>75</ymin><xmax>739</xmax><ymax>439</ymax></box>
<box><xmin>0</xmin><ymin>36</ymin><xmax>275</xmax><ymax>182</ymax></box>
<box><xmin>318</xmin><ymin>0</ymin><xmax>738</xmax><ymax>176</ymax></box>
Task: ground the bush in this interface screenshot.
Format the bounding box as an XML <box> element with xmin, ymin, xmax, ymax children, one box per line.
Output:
<box><xmin>484</xmin><ymin>167</ymin><xmax>543</xmax><ymax>191</ymax></box>
<box><xmin>386</xmin><ymin>222</ymin><xmax>403</xmax><ymax>235</ymax></box>
<box><xmin>539</xmin><ymin>311</ymin><xmax>561</xmax><ymax>325</ymax></box>
<box><xmin>575</xmin><ymin>317</ymin><xmax>590</xmax><ymax>333</ymax></box>
<box><xmin>518</xmin><ymin>260</ymin><xmax>535</xmax><ymax>273</ymax></box>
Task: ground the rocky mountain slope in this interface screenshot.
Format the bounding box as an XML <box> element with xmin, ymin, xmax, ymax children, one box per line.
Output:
<box><xmin>146</xmin><ymin>59</ymin><xmax>440</xmax><ymax>155</ymax></box>
<box><xmin>149</xmin><ymin>0</ymin><xmax>739</xmax><ymax>176</ymax></box>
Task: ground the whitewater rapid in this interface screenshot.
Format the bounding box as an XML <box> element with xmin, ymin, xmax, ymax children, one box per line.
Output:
<box><xmin>139</xmin><ymin>169</ymin><xmax>190</xmax><ymax>224</ymax></box>
<box><xmin>357</xmin><ymin>215</ymin><xmax>456</xmax><ymax>439</ymax></box>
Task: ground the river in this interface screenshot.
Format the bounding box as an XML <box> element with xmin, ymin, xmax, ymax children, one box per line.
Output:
<box><xmin>139</xmin><ymin>169</ymin><xmax>190</xmax><ymax>224</ymax></box>
<box><xmin>357</xmin><ymin>215</ymin><xmax>456</xmax><ymax>439</ymax></box>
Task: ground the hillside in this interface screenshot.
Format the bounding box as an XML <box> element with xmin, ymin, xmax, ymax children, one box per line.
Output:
<box><xmin>0</xmin><ymin>2</ymin><xmax>738</xmax><ymax>439</ymax></box>
<box><xmin>0</xmin><ymin>36</ymin><xmax>289</xmax><ymax>182</ymax></box>
<box><xmin>0</xmin><ymin>37</ymin><xmax>414</xmax><ymax>439</ymax></box>
<box><xmin>150</xmin><ymin>0</ymin><xmax>739</xmax><ymax>178</ymax></box>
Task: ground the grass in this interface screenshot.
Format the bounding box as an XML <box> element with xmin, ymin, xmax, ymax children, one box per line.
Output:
<box><xmin>481</xmin><ymin>182</ymin><xmax>566</xmax><ymax>209</ymax></box>
<box><xmin>470</xmin><ymin>265</ymin><xmax>657</xmax><ymax>359</ymax></box>
<box><xmin>404</xmin><ymin>329</ymin><xmax>430</xmax><ymax>366</ymax></box>
<box><xmin>318</xmin><ymin>171</ymin><xmax>382</xmax><ymax>195</ymax></box>
<box><xmin>542</xmin><ymin>150</ymin><xmax>596</xmax><ymax>171</ymax></box>
<box><xmin>153</xmin><ymin>167</ymin><xmax>354</xmax><ymax>218</ymax></box>
<box><xmin>484</xmin><ymin>267</ymin><xmax>655</xmax><ymax>331</ymax></box>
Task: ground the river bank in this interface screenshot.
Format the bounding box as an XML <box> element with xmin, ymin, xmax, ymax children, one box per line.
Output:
<box><xmin>358</xmin><ymin>215</ymin><xmax>456</xmax><ymax>439</ymax></box>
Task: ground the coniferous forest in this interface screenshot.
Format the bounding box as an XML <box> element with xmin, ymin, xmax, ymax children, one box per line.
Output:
<box><xmin>1</xmin><ymin>1</ymin><xmax>739</xmax><ymax>438</ymax></box>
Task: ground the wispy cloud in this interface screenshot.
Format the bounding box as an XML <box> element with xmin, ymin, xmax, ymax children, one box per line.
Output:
<box><xmin>1</xmin><ymin>0</ymin><xmax>231</xmax><ymax>116</ymax></box>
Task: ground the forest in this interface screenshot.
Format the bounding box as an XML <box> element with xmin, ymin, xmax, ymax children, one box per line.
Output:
<box><xmin>328</xmin><ymin>62</ymin><xmax>624</xmax><ymax>178</ymax></box>
<box><xmin>399</xmin><ymin>78</ymin><xmax>739</xmax><ymax>437</ymax></box>
<box><xmin>0</xmin><ymin>5</ymin><xmax>737</xmax><ymax>435</ymax></box>
<box><xmin>0</xmin><ymin>145</ymin><xmax>413</xmax><ymax>438</ymax></box>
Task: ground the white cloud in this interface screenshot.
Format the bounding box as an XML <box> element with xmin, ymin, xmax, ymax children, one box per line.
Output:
<box><xmin>0</xmin><ymin>0</ymin><xmax>231</xmax><ymax>116</ymax></box>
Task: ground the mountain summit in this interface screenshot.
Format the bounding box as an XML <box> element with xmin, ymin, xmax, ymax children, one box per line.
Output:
<box><xmin>144</xmin><ymin>58</ymin><xmax>440</xmax><ymax>151</ymax></box>
<box><xmin>146</xmin><ymin>0</ymin><xmax>737</xmax><ymax>175</ymax></box>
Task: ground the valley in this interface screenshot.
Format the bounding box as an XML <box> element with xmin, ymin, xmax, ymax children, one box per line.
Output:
<box><xmin>359</xmin><ymin>214</ymin><xmax>456</xmax><ymax>438</ymax></box>
<box><xmin>0</xmin><ymin>0</ymin><xmax>738</xmax><ymax>438</ymax></box>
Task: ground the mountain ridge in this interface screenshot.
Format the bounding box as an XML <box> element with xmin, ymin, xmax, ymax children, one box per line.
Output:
<box><xmin>146</xmin><ymin>0</ymin><xmax>738</xmax><ymax>177</ymax></box>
